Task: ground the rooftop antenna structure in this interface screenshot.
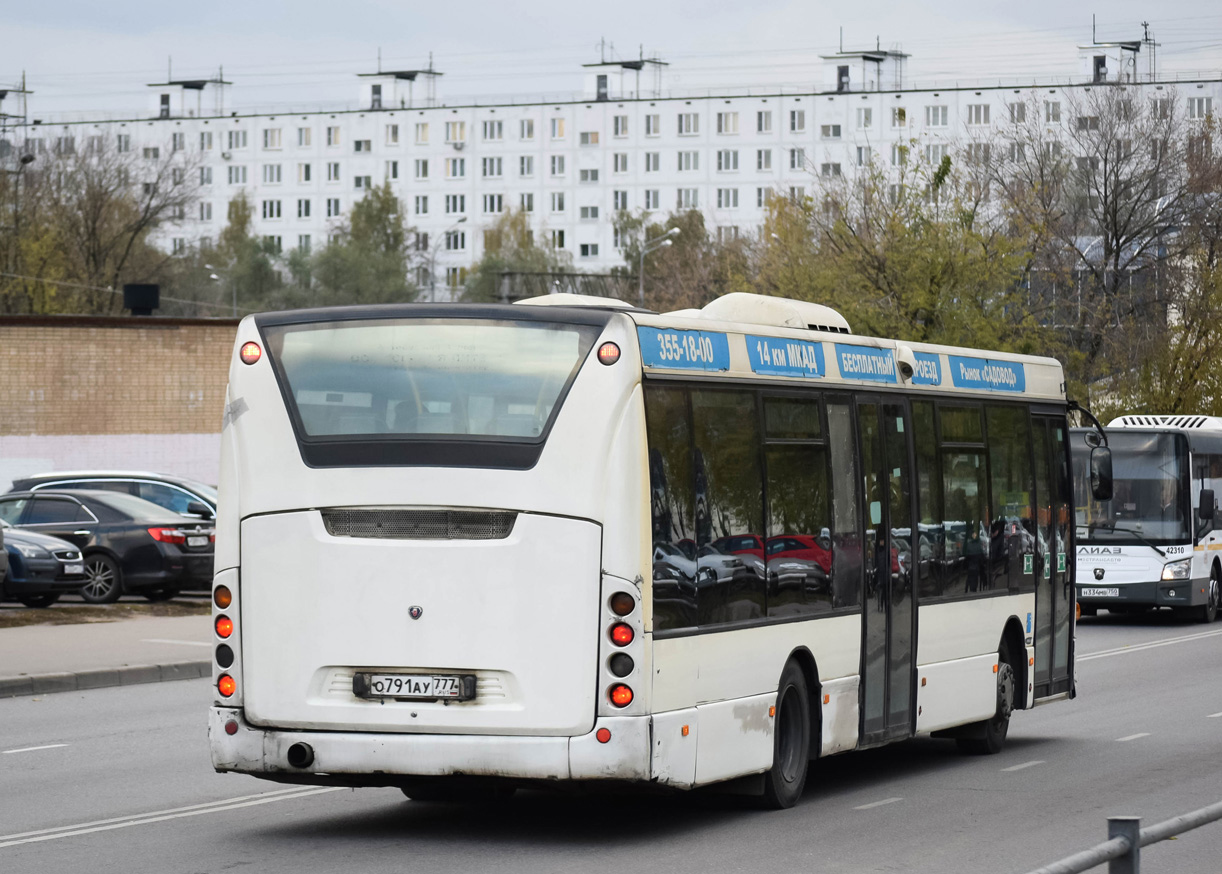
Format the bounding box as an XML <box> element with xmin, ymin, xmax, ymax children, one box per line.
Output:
<box><xmin>1141</xmin><ymin>21</ymin><xmax>1158</xmax><ymax>81</ymax></box>
<box><xmin>0</xmin><ymin>71</ymin><xmax>32</xmax><ymax>145</ymax></box>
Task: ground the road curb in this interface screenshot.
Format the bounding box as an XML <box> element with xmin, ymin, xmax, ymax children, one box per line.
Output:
<box><xmin>0</xmin><ymin>660</ymin><xmax>211</xmax><ymax>699</ymax></box>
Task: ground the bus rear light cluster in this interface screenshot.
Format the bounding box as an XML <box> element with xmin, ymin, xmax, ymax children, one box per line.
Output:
<box><xmin>604</xmin><ymin>591</ymin><xmax>638</xmax><ymax>709</ymax></box>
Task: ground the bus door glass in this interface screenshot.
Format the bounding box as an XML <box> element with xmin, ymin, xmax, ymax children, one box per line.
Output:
<box><xmin>1033</xmin><ymin>415</ymin><xmax>1072</xmax><ymax>697</ymax></box>
<box><xmin>859</xmin><ymin>399</ymin><xmax>916</xmax><ymax>741</ymax></box>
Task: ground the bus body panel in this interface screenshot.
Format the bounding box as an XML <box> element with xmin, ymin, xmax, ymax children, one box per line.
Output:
<box><xmin>240</xmin><ymin>510</ymin><xmax>602</xmax><ymax>736</ymax></box>
<box><xmin>913</xmin><ymin>653</ymin><xmax>998</xmax><ymax>733</ymax></box>
<box><xmin>916</xmin><ymin>595</ymin><xmax>1033</xmax><ymax>665</ymax></box>
<box><xmin>693</xmin><ymin>692</ymin><xmax>776</xmax><ymax>785</ymax></box>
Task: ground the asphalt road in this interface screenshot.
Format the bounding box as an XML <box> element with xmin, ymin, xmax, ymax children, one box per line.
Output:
<box><xmin>2</xmin><ymin>613</ymin><xmax>1221</xmax><ymax>874</ymax></box>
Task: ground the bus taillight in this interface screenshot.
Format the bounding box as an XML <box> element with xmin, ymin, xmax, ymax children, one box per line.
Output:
<box><xmin>610</xmin><ymin>623</ymin><xmax>634</xmax><ymax>646</ymax></box>
<box><xmin>218</xmin><ymin>674</ymin><xmax>236</xmax><ymax>697</ymax></box>
<box><xmin>215</xmin><ymin>615</ymin><xmax>233</xmax><ymax>638</ymax></box>
<box><xmin>609</xmin><ymin>684</ymin><xmax>634</xmax><ymax>707</ymax></box>
<box><xmin>609</xmin><ymin>592</ymin><xmax>635</xmax><ymax>616</ymax></box>
<box><xmin>240</xmin><ymin>342</ymin><xmax>262</xmax><ymax>365</ymax></box>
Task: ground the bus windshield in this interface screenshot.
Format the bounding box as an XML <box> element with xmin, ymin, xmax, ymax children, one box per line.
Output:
<box><xmin>263</xmin><ymin>318</ymin><xmax>600</xmax><ymax>442</ymax></box>
<box><xmin>1074</xmin><ymin>431</ymin><xmax>1190</xmax><ymax>544</ymax></box>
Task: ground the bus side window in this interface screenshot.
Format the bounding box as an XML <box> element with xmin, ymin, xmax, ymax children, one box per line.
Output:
<box><xmin>644</xmin><ymin>387</ymin><xmax>698</xmax><ymax>632</ymax></box>
<box><xmin>912</xmin><ymin>401</ymin><xmax>944</xmax><ymax>600</ymax></box>
<box><xmin>827</xmin><ymin>398</ymin><xmax>862</xmax><ymax>610</ymax></box>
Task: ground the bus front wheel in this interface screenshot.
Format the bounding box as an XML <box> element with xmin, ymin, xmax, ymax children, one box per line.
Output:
<box><xmin>761</xmin><ymin>661</ymin><xmax>811</xmax><ymax>809</ymax></box>
<box><xmin>1200</xmin><ymin>567</ymin><xmax>1220</xmax><ymax>624</ymax></box>
<box><xmin>956</xmin><ymin>642</ymin><xmax>1016</xmax><ymax>756</ymax></box>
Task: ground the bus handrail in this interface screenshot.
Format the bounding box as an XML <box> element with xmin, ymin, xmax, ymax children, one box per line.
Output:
<box><xmin>1021</xmin><ymin>799</ymin><xmax>1222</xmax><ymax>874</ymax></box>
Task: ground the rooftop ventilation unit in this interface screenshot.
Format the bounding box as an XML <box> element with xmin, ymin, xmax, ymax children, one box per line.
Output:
<box><xmin>1108</xmin><ymin>415</ymin><xmax>1222</xmax><ymax>431</ymax></box>
<box><xmin>696</xmin><ymin>292</ymin><xmax>851</xmax><ymax>334</ymax></box>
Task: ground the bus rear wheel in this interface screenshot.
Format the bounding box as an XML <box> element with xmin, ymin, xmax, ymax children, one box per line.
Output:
<box><xmin>761</xmin><ymin>660</ymin><xmax>811</xmax><ymax>809</ymax></box>
<box><xmin>956</xmin><ymin>642</ymin><xmax>1015</xmax><ymax>756</ymax></box>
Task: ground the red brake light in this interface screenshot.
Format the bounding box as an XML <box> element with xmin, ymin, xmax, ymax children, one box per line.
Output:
<box><xmin>609</xmin><ymin>684</ymin><xmax>634</xmax><ymax>707</ymax></box>
<box><xmin>215</xmin><ymin>615</ymin><xmax>233</xmax><ymax>639</ymax></box>
<box><xmin>240</xmin><ymin>342</ymin><xmax>262</xmax><ymax>365</ymax></box>
<box><xmin>218</xmin><ymin>674</ymin><xmax>236</xmax><ymax>697</ymax></box>
<box><xmin>610</xmin><ymin>623</ymin><xmax>634</xmax><ymax>646</ymax></box>
<box><xmin>147</xmin><ymin>527</ymin><xmax>186</xmax><ymax>545</ymax></box>
<box><xmin>597</xmin><ymin>342</ymin><xmax>621</xmax><ymax>366</ymax></box>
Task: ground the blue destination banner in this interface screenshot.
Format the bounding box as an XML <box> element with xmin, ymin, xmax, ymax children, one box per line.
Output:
<box><xmin>746</xmin><ymin>335</ymin><xmax>826</xmax><ymax>378</ymax></box>
<box><xmin>948</xmin><ymin>355</ymin><xmax>1026</xmax><ymax>392</ymax></box>
<box><xmin>911</xmin><ymin>351</ymin><xmax>942</xmax><ymax>386</ymax></box>
<box><xmin>637</xmin><ymin>327</ymin><xmax>731</xmax><ymax>372</ymax></box>
<box><xmin>834</xmin><ymin>344</ymin><xmax>898</xmax><ymax>383</ymax></box>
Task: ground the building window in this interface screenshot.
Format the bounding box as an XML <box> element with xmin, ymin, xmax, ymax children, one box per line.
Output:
<box><xmin>550</xmin><ymin>229</ymin><xmax>565</xmax><ymax>249</ymax></box>
<box><xmin>967</xmin><ymin>143</ymin><xmax>991</xmax><ymax>164</ymax></box>
<box><xmin>326</xmin><ymin>198</ymin><xmax>341</xmax><ymax>217</ymax></box>
<box><xmin>677</xmin><ymin>188</ymin><xmax>699</xmax><ymax>209</ymax></box>
<box><xmin>327</xmin><ymin>162</ymin><xmax>341</xmax><ymax>182</ymax></box>
<box><xmin>613</xmin><ymin>115</ymin><xmax>628</xmax><ymax>137</ymax></box>
<box><xmin>200</xmin><ymin>167</ymin><xmax>213</xmax><ymax>186</ymax></box>
<box><xmin>1044</xmin><ymin>101</ymin><xmax>1061</xmax><ymax>123</ymax></box>
<box><xmin>298</xmin><ymin>163</ymin><xmax>312</xmax><ymax>183</ymax></box>
<box><xmin>298</xmin><ymin>127</ymin><xmax>311</xmax><ymax>147</ymax></box>
<box><xmin>520</xmin><ymin>155</ymin><xmax>534</xmax><ymax>176</ymax></box>
<box><xmin>678</xmin><ymin>112</ymin><xmax>699</xmax><ymax>135</ymax></box>
<box><xmin>550</xmin><ymin>192</ymin><xmax>565</xmax><ymax>212</ymax></box>
<box><xmin>716</xmin><ymin>188</ymin><xmax>738</xmax><ymax>209</ymax></box>
<box><xmin>579</xmin><ymin>205</ymin><xmax>599</xmax><ymax>220</ymax></box>
<box><xmin>297</xmin><ymin>198</ymin><xmax>311</xmax><ymax>218</ymax></box>
<box><xmin>298</xmin><ymin>235</ymin><xmax>311</xmax><ymax>253</ymax></box>
<box><xmin>790</xmin><ymin>148</ymin><xmax>806</xmax><ymax>169</ymax></box>
<box><xmin>757</xmin><ymin>187</ymin><xmax>772</xmax><ymax>207</ymax></box>
<box><xmin>550</xmin><ymin>118</ymin><xmax>565</xmax><ymax>140</ymax></box>
<box><xmin>445</xmin><ymin>158</ymin><xmax>466</xmax><ymax>178</ymax></box>
<box><xmin>262</xmin><ymin>235</ymin><xmax>283</xmax><ymax>254</ymax></box>
<box><xmin>1188</xmin><ymin>97</ymin><xmax>1213</xmax><ymax>120</ymax></box>
<box><xmin>757</xmin><ymin>149</ymin><xmax>772</xmax><ymax>170</ymax></box>
<box><xmin>717</xmin><ymin>150</ymin><xmax>739</xmax><ymax>171</ymax></box>
<box><xmin>445</xmin><ymin>231</ymin><xmax>466</xmax><ymax>251</ymax></box>
<box><xmin>790</xmin><ymin>186</ymin><xmax>806</xmax><ymax>201</ymax></box>
<box><xmin>172</xmin><ymin>238</ymin><xmax>186</xmax><ymax>254</ymax></box>
<box><xmin>483</xmin><ymin>194</ymin><xmax>504</xmax><ymax>214</ymax></box>
<box><xmin>717</xmin><ymin>112</ymin><xmax>739</xmax><ymax>134</ymax></box>
<box><xmin>415</xmin><ymin>123</ymin><xmax>429</xmax><ymax>144</ymax></box>
<box><xmin>644</xmin><ymin>189</ymin><xmax>660</xmax><ymax>210</ymax></box>
<box><xmin>645</xmin><ymin>114</ymin><xmax>661</xmax><ymax>136</ymax></box>
<box><xmin>856</xmin><ymin>146</ymin><xmax>871</xmax><ymax>166</ymax></box>
<box><xmin>967</xmin><ymin>104</ymin><xmax>990</xmax><ymax>125</ymax></box>
<box><xmin>446</xmin><ymin>267</ymin><xmax>467</xmax><ymax>288</ymax></box>
<box><xmin>415</xmin><ymin>195</ymin><xmax>428</xmax><ymax>215</ymax></box>
<box><xmin>891</xmin><ymin>107</ymin><xmax>907</xmax><ymax>128</ymax></box>
<box><xmin>580</xmin><ymin>131</ymin><xmax>599</xmax><ymax>145</ymax></box>
<box><xmin>1152</xmin><ymin>98</ymin><xmax>1170</xmax><ymax>120</ymax></box>
<box><xmin>580</xmin><ymin>168</ymin><xmax>599</xmax><ymax>182</ymax></box>
<box><xmin>520</xmin><ymin>192</ymin><xmax>534</xmax><ymax>212</ymax></box>
<box><xmin>580</xmin><ymin>243</ymin><xmax>599</xmax><ymax>257</ymax></box>
<box><xmin>445</xmin><ymin>121</ymin><xmax>466</xmax><ymax>143</ymax></box>
<box><xmin>445</xmin><ymin>194</ymin><xmax>466</xmax><ymax>214</ymax></box>
<box><xmin>227</xmin><ymin>166</ymin><xmax>247</xmax><ymax>184</ymax></box>
<box><xmin>789</xmin><ymin>110</ymin><xmax>806</xmax><ymax>132</ymax></box>
<box><xmin>262</xmin><ymin>200</ymin><xmax>282</xmax><ymax>219</ymax></box>
<box><xmin>678</xmin><ymin>151</ymin><xmax>698</xmax><ymax>171</ymax></box>
<box><xmin>386</xmin><ymin>160</ymin><xmax>399</xmax><ymax>180</ymax></box>
<box><xmin>171</xmin><ymin>167</ymin><xmax>184</xmax><ymax>185</ymax></box>
<box><xmin>645</xmin><ymin>152</ymin><xmax>660</xmax><ymax>172</ymax></box>
<box><xmin>890</xmin><ymin>144</ymin><xmax>907</xmax><ymax>166</ymax></box>
<box><xmin>482</xmin><ymin>120</ymin><xmax>503</xmax><ymax>141</ymax></box>
<box><xmin>926</xmin><ymin>105</ymin><xmax>948</xmax><ymax>127</ymax></box>
<box><xmin>200</xmin><ymin>131</ymin><xmax>213</xmax><ymax>151</ymax></box>
<box><xmin>856</xmin><ymin>108</ymin><xmax>872</xmax><ymax>129</ymax></box>
<box><xmin>550</xmin><ymin>155</ymin><xmax>565</xmax><ymax>176</ymax></box>
<box><xmin>614</xmin><ymin>227</ymin><xmax>627</xmax><ymax>249</ymax></box>
<box><xmin>482</xmin><ymin>157</ymin><xmax>503</xmax><ymax>178</ymax></box>
<box><xmin>820</xmin><ymin>163</ymin><xmax>841</xmax><ymax>177</ymax></box>
<box><xmin>613</xmin><ymin>153</ymin><xmax>628</xmax><ymax>173</ymax></box>
<box><xmin>354</xmin><ymin>139</ymin><xmax>371</xmax><ymax>153</ymax></box>
<box><xmin>820</xmin><ymin>124</ymin><xmax>841</xmax><ymax>139</ymax></box>
<box><xmin>199</xmin><ymin>202</ymin><xmax>213</xmax><ymax>221</ymax></box>
<box><xmin>925</xmin><ymin>143</ymin><xmax>948</xmax><ymax>163</ymax></box>
<box><xmin>757</xmin><ymin>111</ymin><xmax>772</xmax><ymax>133</ymax></box>
<box><xmin>228</xmin><ymin>130</ymin><xmax>248</xmax><ymax>150</ymax></box>
<box><xmin>262</xmin><ymin>164</ymin><xmax>282</xmax><ymax>184</ymax></box>
<box><xmin>263</xmin><ymin>128</ymin><xmax>282</xmax><ymax>150</ymax></box>
<box><xmin>520</xmin><ymin>118</ymin><xmax>535</xmax><ymax>140</ymax></box>
<box><xmin>1076</xmin><ymin>115</ymin><xmax>1099</xmax><ymax>132</ymax></box>
<box><xmin>613</xmin><ymin>190</ymin><xmax>628</xmax><ymax>210</ymax></box>
<box><xmin>143</xmin><ymin>146</ymin><xmax>160</xmax><ymax>160</ymax></box>
<box><xmin>322</xmin><ymin>126</ymin><xmax>338</xmax><ymax>147</ymax></box>
<box><xmin>1008</xmin><ymin>103</ymin><xmax>1026</xmax><ymax>123</ymax></box>
<box><xmin>170</xmin><ymin>132</ymin><xmax>185</xmax><ymax>152</ymax></box>
<box><xmin>1008</xmin><ymin>142</ymin><xmax>1025</xmax><ymax>162</ymax></box>
<box><xmin>414</xmin><ymin>232</ymin><xmax>429</xmax><ymax>252</ymax></box>
<box><xmin>415</xmin><ymin>159</ymin><xmax>428</xmax><ymax>179</ymax></box>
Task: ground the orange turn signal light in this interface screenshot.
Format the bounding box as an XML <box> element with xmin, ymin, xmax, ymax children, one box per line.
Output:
<box><xmin>240</xmin><ymin>342</ymin><xmax>262</xmax><ymax>365</ymax></box>
<box><xmin>215</xmin><ymin>615</ymin><xmax>233</xmax><ymax>639</ymax></box>
<box><xmin>681</xmin><ymin>724</ymin><xmax>689</xmax><ymax>737</ymax></box>
<box><xmin>218</xmin><ymin>674</ymin><xmax>236</xmax><ymax>697</ymax></box>
<box><xmin>610</xmin><ymin>684</ymin><xmax>634</xmax><ymax>707</ymax></box>
<box><xmin>768</xmin><ymin>705</ymin><xmax>776</xmax><ymax>717</ymax></box>
<box><xmin>213</xmin><ymin>586</ymin><xmax>232</xmax><ymax>610</ymax></box>
<box><xmin>610</xmin><ymin>623</ymin><xmax>634</xmax><ymax>646</ymax></box>
<box><xmin>609</xmin><ymin>592</ymin><xmax>635</xmax><ymax>616</ymax></box>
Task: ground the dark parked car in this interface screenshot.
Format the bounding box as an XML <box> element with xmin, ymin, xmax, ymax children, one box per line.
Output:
<box><xmin>0</xmin><ymin>490</ymin><xmax>214</xmax><ymax>604</ymax></box>
<box><xmin>1</xmin><ymin>520</ymin><xmax>86</xmax><ymax>608</ymax></box>
<box><xmin>8</xmin><ymin>471</ymin><xmax>216</xmax><ymax>520</ymax></box>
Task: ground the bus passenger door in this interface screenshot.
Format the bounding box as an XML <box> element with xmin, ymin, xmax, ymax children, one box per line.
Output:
<box><xmin>1033</xmin><ymin>415</ymin><xmax>1073</xmax><ymax>698</ymax></box>
<box><xmin>859</xmin><ymin>399</ymin><xmax>917</xmax><ymax>743</ymax></box>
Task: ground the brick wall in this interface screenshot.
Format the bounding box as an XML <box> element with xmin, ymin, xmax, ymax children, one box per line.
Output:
<box><xmin>0</xmin><ymin>316</ymin><xmax>238</xmax><ymax>489</ymax></box>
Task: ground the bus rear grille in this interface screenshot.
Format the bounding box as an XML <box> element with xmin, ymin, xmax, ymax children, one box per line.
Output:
<box><xmin>321</xmin><ymin>508</ymin><xmax>517</xmax><ymax>540</ymax></box>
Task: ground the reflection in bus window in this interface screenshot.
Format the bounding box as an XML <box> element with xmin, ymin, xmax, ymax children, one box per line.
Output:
<box><xmin>645</xmin><ymin>387</ymin><xmax>697</xmax><ymax>631</ymax></box>
<box><xmin>827</xmin><ymin>400</ymin><xmax>862</xmax><ymax>610</ymax></box>
<box><xmin>987</xmin><ymin>405</ymin><xmax>1035</xmax><ymax>593</ymax></box>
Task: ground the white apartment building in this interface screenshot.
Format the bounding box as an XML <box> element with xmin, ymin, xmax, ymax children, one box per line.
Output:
<box><xmin>6</xmin><ymin>41</ymin><xmax>1220</xmax><ymax>295</ymax></box>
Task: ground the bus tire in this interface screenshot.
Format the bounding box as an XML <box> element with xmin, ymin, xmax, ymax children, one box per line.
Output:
<box><xmin>1200</xmin><ymin>566</ymin><xmax>1220</xmax><ymax>624</ymax></box>
<box><xmin>761</xmin><ymin>660</ymin><xmax>810</xmax><ymax>809</ymax></box>
<box><xmin>956</xmin><ymin>641</ymin><xmax>1016</xmax><ymax>756</ymax></box>
<box><xmin>400</xmin><ymin>776</ymin><xmax>516</xmax><ymax>803</ymax></box>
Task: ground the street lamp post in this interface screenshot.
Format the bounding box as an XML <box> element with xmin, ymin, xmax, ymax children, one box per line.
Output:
<box><xmin>637</xmin><ymin>227</ymin><xmax>680</xmax><ymax>308</ymax></box>
<box><xmin>204</xmin><ymin>263</ymin><xmax>234</xmax><ymax>316</ymax></box>
<box><xmin>430</xmin><ymin>216</ymin><xmax>467</xmax><ymax>303</ymax></box>
<box><xmin>11</xmin><ymin>153</ymin><xmax>35</xmax><ymax>282</ymax></box>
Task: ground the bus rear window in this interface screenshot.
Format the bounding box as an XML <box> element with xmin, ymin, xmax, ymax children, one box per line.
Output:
<box><xmin>263</xmin><ymin>318</ymin><xmax>600</xmax><ymax>444</ymax></box>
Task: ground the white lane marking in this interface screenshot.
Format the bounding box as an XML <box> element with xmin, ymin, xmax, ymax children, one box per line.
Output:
<box><xmin>853</xmin><ymin>797</ymin><xmax>902</xmax><ymax>810</ymax></box>
<box><xmin>1207</xmin><ymin>712</ymin><xmax>1222</xmax><ymax>718</ymax></box>
<box><xmin>1116</xmin><ymin>733</ymin><xmax>1151</xmax><ymax>742</ymax></box>
<box><xmin>1078</xmin><ymin>628</ymin><xmax>1222</xmax><ymax>662</ymax></box>
<box><xmin>2</xmin><ymin>744</ymin><xmax>68</xmax><ymax>755</ymax></box>
<box><xmin>1001</xmin><ymin>760</ymin><xmax>1045</xmax><ymax>772</ymax></box>
<box><xmin>140</xmin><ymin>639</ymin><xmax>211</xmax><ymax>648</ymax></box>
<box><xmin>0</xmin><ymin>786</ymin><xmax>341</xmax><ymax>848</ymax></box>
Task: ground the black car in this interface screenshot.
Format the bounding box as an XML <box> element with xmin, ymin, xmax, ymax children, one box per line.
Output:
<box><xmin>1</xmin><ymin>521</ymin><xmax>86</xmax><ymax>608</ymax></box>
<box><xmin>0</xmin><ymin>490</ymin><xmax>214</xmax><ymax>604</ymax></box>
<box><xmin>8</xmin><ymin>471</ymin><xmax>217</xmax><ymax>520</ymax></box>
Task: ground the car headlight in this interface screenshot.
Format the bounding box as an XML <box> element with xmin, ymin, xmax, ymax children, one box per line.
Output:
<box><xmin>14</xmin><ymin>543</ymin><xmax>50</xmax><ymax>559</ymax></box>
<box><xmin>1161</xmin><ymin>558</ymin><xmax>1191</xmax><ymax>581</ymax></box>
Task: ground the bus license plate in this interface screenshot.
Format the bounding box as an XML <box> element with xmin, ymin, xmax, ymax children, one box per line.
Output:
<box><xmin>1080</xmin><ymin>587</ymin><xmax>1119</xmax><ymax>598</ymax></box>
<box><xmin>353</xmin><ymin>673</ymin><xmax>474</xmax><ymax>700</ymax></box>
<box><xmin>187</xmin><ymin>536</ymin><xmax>209</xmax><ymax>547</ymax></box>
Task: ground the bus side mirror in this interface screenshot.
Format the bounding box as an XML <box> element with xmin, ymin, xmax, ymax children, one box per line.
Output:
<box><xmin>1090</xmin><ymin>446</ymin><xmax>1113</xmax><ymax>501</ymax></box>
<box><xmin>1200</xmin><ymin>489</ymin><xmax>1215</xmax><ymax>522</ymax></box>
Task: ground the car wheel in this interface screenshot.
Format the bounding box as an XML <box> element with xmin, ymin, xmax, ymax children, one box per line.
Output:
<box><xmin>1201</xmin><ymin>567</ymin><xmax>1220</xmax><ymax>624</ymax></box>
<box><xmin>399</xmin><ymin>777</ymin><xmax>516</xmax><ymax>803</ymax></box>
<box><xmin>17</xmin><ymin>594</ymin><xmax>60</xmax><ymax>609</ymax></box>
<box><xmin>143</xmin><ymin>587</ymin><xmax>180</xmax><ymax>603</ymax></box>
<box><xmin>761</xmin><ymin>660</ymin><xmax>811</xmax><ymax>809</ymax></box>
<box><xmin>957</xmin><ymin>641</ymin><xmax>1016</xmax><ymax>755</ymax></box>
<box><xmin>80</xmin><ymin>554</ymin><xmax>122</xmax><ymax>604</ymax></box>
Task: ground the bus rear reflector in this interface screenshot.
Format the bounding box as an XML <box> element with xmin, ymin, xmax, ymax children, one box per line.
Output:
<box><xmin>596</xmin><ymin>728</ymin><xmax>612</xmax><ymax>743</ymax></box>
<box><xmin>215</xmin><ymin>615</ymin><xmax>233</xmax><ymax>638</ymax></box>
<box><xmin>240</xmin><ymin>342</ymin><xmax>262</xmax><ymax>365</ymax></box>
<box><xmin>218</xmin><ymin>674</ymin><xmax>236</xmax><ymax>697</ymax></box>
<box><xmin>610</xmin><ymin>684</ymin><xmax>633</xmax><ymax>707</ymax></box>
<box><xmin>224</xmin><ymin>720</ymin><xmax>239</xmax><ymax>735</ymax></box>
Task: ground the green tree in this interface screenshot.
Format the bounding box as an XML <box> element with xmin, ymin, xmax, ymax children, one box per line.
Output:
<box><xmin>462</xmin><ymin>210</ymin><xmax>571</xmax><ymax>303</ymax></box>
<box><xmin>311</xmin><ymin>182</ymin><xmax>417</xmax><ymax>305</ymax></box>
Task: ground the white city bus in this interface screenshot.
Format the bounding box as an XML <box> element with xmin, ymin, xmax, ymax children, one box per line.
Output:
<box><xmin>209</xmin><ymin>292</ymin><xmax>1083</xmax><ymax>808</ymax></box>
<box><xmin>1072</xmin><ymin>415</ymin><xmax>1222</xmax><ymax>623</ymax></box>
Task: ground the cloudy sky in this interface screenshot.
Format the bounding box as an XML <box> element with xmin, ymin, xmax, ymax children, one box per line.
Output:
<box><xmin>3</xmin><ymin>1</ymin><xmax>1220</xmax><ymax>120</ymax></box>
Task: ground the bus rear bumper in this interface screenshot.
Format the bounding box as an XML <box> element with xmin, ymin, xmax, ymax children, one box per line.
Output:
<box><xmin>208</xmin><ymin>707</ymin><xmax>651</xmax><ymax>783</ymax></box>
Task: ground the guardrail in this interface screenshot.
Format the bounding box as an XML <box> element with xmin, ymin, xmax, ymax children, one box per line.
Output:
<box><xmin>1023</xmin><ymin>800</ymin><xmax>1222</xmax><ymax>874</ymax></box>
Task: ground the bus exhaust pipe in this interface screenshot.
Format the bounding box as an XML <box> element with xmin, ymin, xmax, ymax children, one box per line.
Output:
<box><xmin>287</xmin><ymin>743</ymin><xmax>314</xmax><ymax>769</ymax></box>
